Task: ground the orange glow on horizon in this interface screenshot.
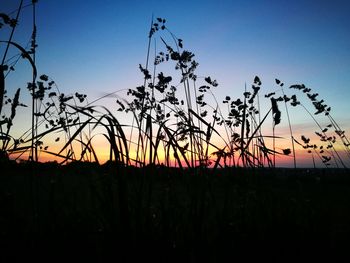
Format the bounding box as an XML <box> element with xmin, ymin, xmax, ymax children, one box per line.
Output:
<box><xmin>22</xmin><ymin>140</ymin><xmax>346</xmax><ymax>168</ymax></box>
<box><xmin>6</xmin><ymin>120</ymin><xmax>349</xmax><ymax>169</ymax></box>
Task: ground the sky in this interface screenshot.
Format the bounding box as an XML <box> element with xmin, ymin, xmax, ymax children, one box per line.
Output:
<box><xmin>1</xmin><ymin>0</ymin><xmax>350</xmax><ymax>167</ymax></box>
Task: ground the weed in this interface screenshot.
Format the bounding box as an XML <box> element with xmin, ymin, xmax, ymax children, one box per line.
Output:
<box><xmin>0</xmin><ymin>3</ymin><xmax>349</xmax><ymax>169</ymax></box>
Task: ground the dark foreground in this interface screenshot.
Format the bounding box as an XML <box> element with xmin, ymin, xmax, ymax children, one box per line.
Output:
<box><xmin>1</xmin><ymin>161</ymin><xmax>350</xmax><ymax>262</ymax></box>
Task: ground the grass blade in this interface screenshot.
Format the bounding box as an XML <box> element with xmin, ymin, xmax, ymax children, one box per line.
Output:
<box><xmin>58</xmin><ymin>117</ymin><xmax>93</xmax><ymax>155</ymax></box>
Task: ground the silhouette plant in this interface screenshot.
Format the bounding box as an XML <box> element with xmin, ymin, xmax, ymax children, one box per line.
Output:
<box><xmin>289</xmin><ymin>84</ymin><xmax>348</xmax><ymax>168</ymax></box>
<box><xmin>1</xmin><ymin>1</ymin><xmax>92</xmax><ymax>164</ymax></box>
<box><xmin>123</xmin><ymin>17</ymin><xmax>222</xmax><ymax>168</ymax></box>
<box><xmin>1</xmin><ymin>3</ymin><xmax>349</xmax><ymax>168</ymax></box>
<box><xmin>120</xmin><ymin>17</ymin><xmax>305</xmax><ymax>169</ymax></box>
<box><xmin>0</xmin><ymin>0</ymin><xmax>35</xmax><ymax>160</ymax></box>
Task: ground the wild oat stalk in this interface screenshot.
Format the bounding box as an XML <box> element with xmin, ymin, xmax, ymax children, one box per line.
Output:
<box><xmin>276</xmin><ymin>79</ymin><xmax>297</xmax><ymax>168</ymax></box>
<box><xmin>289</xmin><ymin>84</ymin><xmax>348</xmax><ymax>168</ymax></box>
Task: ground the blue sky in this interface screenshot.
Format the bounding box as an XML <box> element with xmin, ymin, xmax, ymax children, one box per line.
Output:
<box><xmin>3</xmin><ymin>1</ymin><xmax>350</xmax><ymax>94</ymax></box>
<box><xmin>2</xmin><ymin>0</ymin><xmax>350</xmax><ymax>166</ymax></box>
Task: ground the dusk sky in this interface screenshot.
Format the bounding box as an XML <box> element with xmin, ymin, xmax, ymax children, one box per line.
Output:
<box><xmin>2</xmin><ymin>0</ymin><xmax>350</xmax><ymax>166</ymax></box>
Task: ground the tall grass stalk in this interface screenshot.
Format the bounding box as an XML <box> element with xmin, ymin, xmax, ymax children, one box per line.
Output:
<box><xmin>30</xmin><ymin>0</ymin><xmax>38</xmax><ymax>161</ymax></box>
<box><xmin>280</xmin><ymin>87</ymin><xmax>297</xmax><ymax>168</ymax></box>
<box><xmin>0</xmin><ymin>0</ymin><xmax>23</xmax><ymax>146</ymax></box>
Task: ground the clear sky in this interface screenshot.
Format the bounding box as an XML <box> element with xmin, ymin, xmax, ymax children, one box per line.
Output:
<box><xmin>2</xmin><ymin>0</ymin><xmax>350</xmax><ymax>167</ymax></box>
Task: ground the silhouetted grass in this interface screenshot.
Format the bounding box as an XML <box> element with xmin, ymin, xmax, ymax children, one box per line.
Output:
<box><xmin>1</xmin><ymin>3</ymin><xmax>350</xmax><ymax>168</ymax></box>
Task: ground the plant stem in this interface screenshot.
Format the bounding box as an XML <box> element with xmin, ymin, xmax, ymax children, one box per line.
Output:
<box><xmin>31</xmin><ymin>0</ymin><xmax>37</xmax><ymax>161</ymax></box>
<box><xmin>281</xmin><ymin>88</ymin><xmax>296</xmax><ymax>168</ymax></box>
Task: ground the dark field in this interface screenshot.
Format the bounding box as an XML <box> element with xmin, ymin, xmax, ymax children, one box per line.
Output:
<box><xmin>1</xmin><ymin>161</ymin><xmax>350</xmax><ymax>262</ymax></box>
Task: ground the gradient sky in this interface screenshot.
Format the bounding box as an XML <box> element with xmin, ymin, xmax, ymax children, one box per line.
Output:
<box><xmin>2</xmin><ymin>0</ymin><xmax>350</xmax><ymax>166</ymax></box>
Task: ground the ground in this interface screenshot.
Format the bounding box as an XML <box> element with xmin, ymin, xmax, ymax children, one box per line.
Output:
<box><xmin>1</xmin><ymin>161</ymin><xmax>350</xmax><ymax>262</ymax></box>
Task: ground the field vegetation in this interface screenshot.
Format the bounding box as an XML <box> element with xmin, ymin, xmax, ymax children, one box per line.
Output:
<box><xmin>1</xmin><ymin>1</ymin><xmax>350</xmax><ymax>262</ymax></box>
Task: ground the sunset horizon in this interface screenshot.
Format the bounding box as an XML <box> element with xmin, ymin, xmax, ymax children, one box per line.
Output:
<box><xmin>2</xmin><ymin>2</ymin><xmax>350</xmax><ymax>262</ymax></box>
<box><xmin>1</xmin><ymin>0</ymin><xmax>350</xmax><ymax>168</ymax></box>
